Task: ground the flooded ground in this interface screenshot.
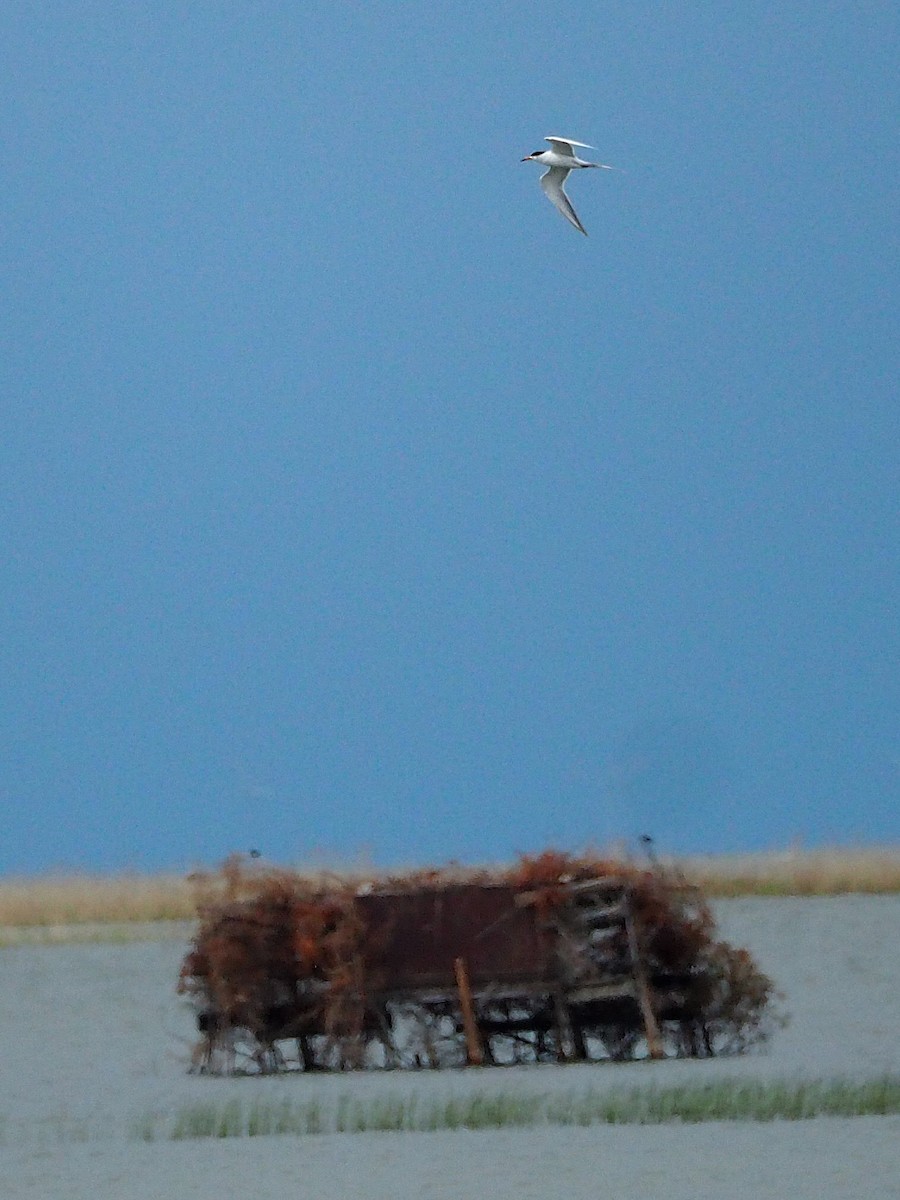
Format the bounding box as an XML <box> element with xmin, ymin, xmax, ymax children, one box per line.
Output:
<box><xmin>2</xmin><ymin>896</ymin><xmax>898</xmax><ymax>1198</ymax></box>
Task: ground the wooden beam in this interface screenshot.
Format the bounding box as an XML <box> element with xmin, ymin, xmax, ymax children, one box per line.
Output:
<box><xmin>623</xmin><ymin>901</ymin><xmax>664</xmax><ymax>1059</ymax></box>
<box><xmin>553</xmin><ymin>990</ymin><xmax>576</xmax><ymax>1062</ymax></box>
<box><xmin>514</xmin><ymin>876</ymin><xmax>624</xmax><ymax>907</ymax></box>
<box><xmin>453</xmin><ymin>956</ymin><xmax>484</xmax><ymax>1066</ymax></box>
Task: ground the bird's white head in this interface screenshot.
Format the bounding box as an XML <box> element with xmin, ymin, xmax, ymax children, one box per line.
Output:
<box><xmin>520</xmin><ymin>150</ymin><xmax>547</xmax><ymax>162</ymax></box>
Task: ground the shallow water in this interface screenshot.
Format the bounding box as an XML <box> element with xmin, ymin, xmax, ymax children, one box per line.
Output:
<box><xmin>2</xmin><ymin>897</ymin><xmax>898</xmax><ymax>1198</ymax></box>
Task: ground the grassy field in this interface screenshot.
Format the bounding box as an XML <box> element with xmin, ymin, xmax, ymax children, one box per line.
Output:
<box><xmin>129</xmin><ymin>1077</ymin><xmax>900</xmax><ymax>1141</ymax></box>
<box><xmin>676</xmin><ymin>846</ymin><xmax>900</xmax><ymax>897</ymax></box>
<box><xmin>0</xmin><ymin>873</ymin><xmax>195</xmax><ymax>929</ymax></box>
<box><xmin>1</xmin><ymin>846</ymin><xmax>897</xmax><ymax>937</ymax></box>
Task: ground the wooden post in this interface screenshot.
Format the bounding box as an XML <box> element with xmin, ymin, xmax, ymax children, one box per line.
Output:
<box><xmin>453</xmin><ymin>956</ymin><xmax>484</xmax><ymax>1066</ymax></box>
<box><xmin>623</xmin><ymin>899</ymin><xmax>664</xmax><ymax>1060</ymax></box>
<box><xmin>298</xmin><ymin>1034</ymin><xmax>316</xmax><ymax>1072</ymax></box>
<box><xmin>552</xmin><ymin>990</ymin><xmax>575</xmax><ymax>1062</ymax></box>
<box><xmin>571</xmin><ymin>1017</ymin><xmax>588</xmax><ymax>1062</ymax></box>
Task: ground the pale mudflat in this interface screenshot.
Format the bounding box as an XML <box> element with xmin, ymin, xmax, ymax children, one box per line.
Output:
<box><xmin>1</xmin><ymin>897</ymin><xmax>898</xmax><ymax>1199</ymax></box>
<box><xmin>4</xmin><ymin>1119</ymin><xmax>899</xmax><ymax>1200</ymax></box>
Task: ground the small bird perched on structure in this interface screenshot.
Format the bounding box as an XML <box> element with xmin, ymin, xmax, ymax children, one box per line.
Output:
<box><xmin>638</xmin><ymin>834</ymin><xmax>657</xmax><ymax>866</ymax></box>
<box><xmin>520</xmin><ymin>136</ymin><xmax>617</xmax><ymax>236</ymax></box>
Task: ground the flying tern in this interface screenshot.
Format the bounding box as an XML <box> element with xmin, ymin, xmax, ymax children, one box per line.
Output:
<box><xmin>521</xmin><ymin>136</ymin><xmax>616</xmax><ymax>236</ymax></box>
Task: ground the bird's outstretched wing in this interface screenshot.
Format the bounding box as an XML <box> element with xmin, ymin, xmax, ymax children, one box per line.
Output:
<box><xmin>540</xmin><ymin>166</ymin><xmax>587</xmax><ymax>235</ymax></box>
<box><xmin>545</xmin><ymin>136</ymin><xmax>594</xmax><ymax>155</ymax></box>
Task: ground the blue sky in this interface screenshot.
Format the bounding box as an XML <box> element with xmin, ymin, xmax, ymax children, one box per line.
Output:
<box><xmin>2</xmin><ymin>3</ymin><xmax>898</xmax><ymax>874</ymax></box>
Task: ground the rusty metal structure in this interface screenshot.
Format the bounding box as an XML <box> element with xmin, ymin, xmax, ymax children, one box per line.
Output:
<box><xmin>179</xmin><ymin>853</ymin><xmax>779</xmax><ymax>1073</ymax></box>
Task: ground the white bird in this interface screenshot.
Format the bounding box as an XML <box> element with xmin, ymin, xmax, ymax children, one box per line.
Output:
<box><xmin>520</xmin><ymin>136</ymin><xmax>616</xmax><ymax>236</ymax></box>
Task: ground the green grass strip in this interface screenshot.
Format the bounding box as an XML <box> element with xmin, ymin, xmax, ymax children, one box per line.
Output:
<box><xmin>155</xmin><ymin>1076</ymin><xmax>900</xmax><ymax>1140</ymax></box>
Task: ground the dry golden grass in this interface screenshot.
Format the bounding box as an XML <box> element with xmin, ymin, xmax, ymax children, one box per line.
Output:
<box><xmin>677</xmin><ymin>846</ymin><xmax>900</xmax><ymax>897</ymax></box>
<box><xmin>0</xmin><ymin>872</ymin><xmax>196</xmax><ymax>927</ymax></box>
<box><xmin>1</xmin><ymin>846</ymin><xmax>897</xmax><ymax>937</ymax></box>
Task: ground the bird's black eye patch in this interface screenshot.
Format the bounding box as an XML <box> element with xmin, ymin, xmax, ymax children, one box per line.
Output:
<box><xmin>530</xmin><ymin>150</ymin><xmax>543</xmax><ymax>157</ymax></box>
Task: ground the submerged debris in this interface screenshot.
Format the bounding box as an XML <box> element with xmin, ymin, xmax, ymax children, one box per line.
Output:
<box><xmin>178</xmin><ymin>851</ymin><xmax>783</xmax><ymax>1073</ymax></box>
